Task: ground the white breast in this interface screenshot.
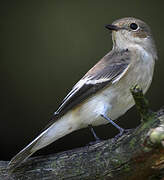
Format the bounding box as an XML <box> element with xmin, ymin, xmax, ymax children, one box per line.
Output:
<box><xmin>70</xmin><ymin>46</ymin><xmax>155</xmax><ymax>127</ymax></box>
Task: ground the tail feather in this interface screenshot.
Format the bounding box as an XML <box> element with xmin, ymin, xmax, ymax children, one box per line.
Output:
<box><xmin>8</xmin><ymin>114</ymin><xmax>77</xmax><ymax>172</ymax></box>
<box><xmin>8</xmin><ymin>126</ymin><xmax>50</xmax><ymax>172</ymax></box>
<box><xmin>8</xmin><ymin>137</ymin><xmax>40</xmax><ymax>172</ymax></box>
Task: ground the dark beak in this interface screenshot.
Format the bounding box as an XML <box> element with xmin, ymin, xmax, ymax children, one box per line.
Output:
<box><xmin>105</xmin><ymin>24</ymin><xmax>119</xmax><ymax>31</ymax></box>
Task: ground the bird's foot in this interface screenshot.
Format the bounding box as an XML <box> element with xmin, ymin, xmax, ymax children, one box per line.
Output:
<box><xmin>87</xmin><ymin>138</ymin><xmax>102</xmax><ymax>146</ymax></box>
<box><xmin>114</xmin><ymin>128</ymin><xmax>134</xmax><ymax>141</ymax></box>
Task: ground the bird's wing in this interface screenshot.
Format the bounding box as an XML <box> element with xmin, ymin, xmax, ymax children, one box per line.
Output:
<box><xmin>53</xmin><ymin>49</ymin><xmax>131</xmax><ymax>119</ymax></box>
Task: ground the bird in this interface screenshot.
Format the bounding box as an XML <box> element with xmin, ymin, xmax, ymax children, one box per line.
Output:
<box><xmin>8</xmin><ymin>17</ymin><xmax>157</xmax><ymax>171</ymax></box>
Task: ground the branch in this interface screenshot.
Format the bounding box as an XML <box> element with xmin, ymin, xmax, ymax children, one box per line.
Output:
<box><xmin>1</xmin><ymin>86</ymin><xmax>164</xmax><ymax>180</ymax></box>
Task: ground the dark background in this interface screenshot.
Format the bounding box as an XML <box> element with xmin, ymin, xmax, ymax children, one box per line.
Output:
<box><xmin>1</xmin><ymin>1</ymin><xmax>164</xmax><ymax>160</ymax></box>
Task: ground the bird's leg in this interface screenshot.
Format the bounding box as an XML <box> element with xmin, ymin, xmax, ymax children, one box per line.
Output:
<box><xmin>101</xmin><ymin>114</ymin><xmax>125</xmax><ymax>139</ymax></box>
<box><xmin>88</xmin><ymin>125</ymin><xmax>101</xmax><ymax>143</ymax></box>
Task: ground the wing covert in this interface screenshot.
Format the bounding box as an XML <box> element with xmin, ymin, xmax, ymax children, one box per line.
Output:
<box><xmin>53</xmin><ymin>49</ymin><xmax>131</xmax><ymax>119</ymax></box>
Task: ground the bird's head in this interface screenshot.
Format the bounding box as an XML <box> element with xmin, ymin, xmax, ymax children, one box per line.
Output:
<box><xmin>105</xmin><ymin>17</ymin><xmax>157</xmax><ymax>60</ymax></box>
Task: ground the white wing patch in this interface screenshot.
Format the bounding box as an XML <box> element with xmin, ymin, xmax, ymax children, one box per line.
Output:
<box><xmin>73</xmin><ymin>76</ymin><xmax>110</xmax><ymax>88</ymax></box>
<box><xmin>112</xmin><ymin>65</ymin><xmax>130</xmax><ymax>84</ymax></box>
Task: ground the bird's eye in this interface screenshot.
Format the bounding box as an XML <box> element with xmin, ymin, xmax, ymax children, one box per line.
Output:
<box><xmin>130</xmin><ymin>23</ymin><xmax>138</xmax><ymax>30</ymax></box>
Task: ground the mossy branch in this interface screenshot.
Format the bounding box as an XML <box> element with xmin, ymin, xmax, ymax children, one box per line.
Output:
<box><xmin>0</xmin><ymin>86</ymin><xmax>164</xmax><ymax>180</ymax></box>
<box><xmin>130</xmin><ymin>84</ymin><xmax>156</xmax><ymax>121</ymax></box>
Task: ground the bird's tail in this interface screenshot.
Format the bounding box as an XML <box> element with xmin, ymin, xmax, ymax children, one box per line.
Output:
<box><xmin>8</xmin><ymin>113</ymin><xmax>79</xmax><ymax>172</ymax></box>
<box><xmin>7</xmin><ymin>139</ymin><xmax>37</xmax><ymax>172</ymax></box>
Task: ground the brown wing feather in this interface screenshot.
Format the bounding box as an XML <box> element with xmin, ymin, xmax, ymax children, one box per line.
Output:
<box><xmin>52</xmin><ymin>49</ymin><xmax>131</xmax><ymax>120</ymax></box>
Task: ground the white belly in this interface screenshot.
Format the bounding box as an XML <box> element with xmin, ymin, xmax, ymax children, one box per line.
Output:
<box><xmin>75</xmin><ymin>85</ymin><xmax>135</xmax><ymax>127</ymax></box>
<box><xmin>71</xmin><ymin>52</ymin><xmax>155</xmax><ymax>127</ymax></box>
